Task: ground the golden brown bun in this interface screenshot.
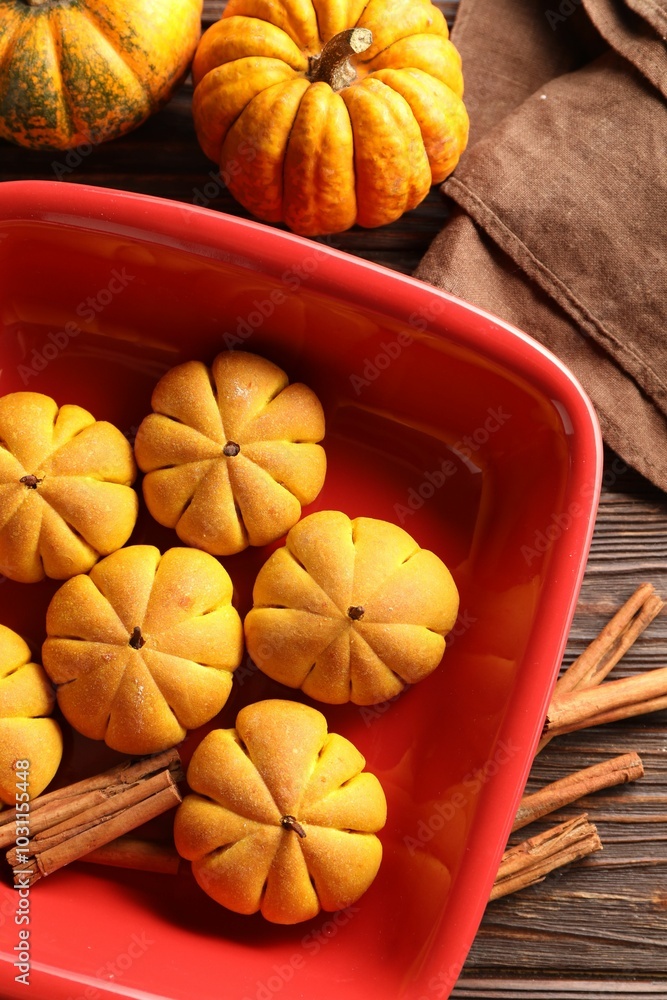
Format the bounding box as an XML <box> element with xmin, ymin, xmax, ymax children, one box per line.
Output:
<box><xmin>174</xmin><ymin>699</ymin><xmax>386</xmax><ymax>923</ymax></box>
<box><xmin>0</xmin><ymin>392</ymin><xmax>138</xmax><ymax>583</ymax></box>
<box><xmin>0</xmin><ymin>624</ymin><xmax>62</xmax><ymax>805</ymax></box>
<box><xmin>134</xmin><ymin>351</ymin><xmax>326</xmax><ymax>555</ymax></box>
<box><xmin>245</xmin><ymin>511</ymin><xmax>460</xmax><ymax>705</ymax></box>
<box><xmin>42</xmin><ymin>545</ymin><xmax>243</xmax><ymax>755</ymax></box>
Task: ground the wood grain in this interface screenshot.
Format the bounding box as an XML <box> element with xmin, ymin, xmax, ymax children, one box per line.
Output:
<box><xmin>1</xmin><ymin>1</ymin><xmax>665</xmax><ymax>994</ymax></box>
<box><xmin>454</xmin><ymin>984</ymin><xmax>667</xmax><ymax>999</ymax></box>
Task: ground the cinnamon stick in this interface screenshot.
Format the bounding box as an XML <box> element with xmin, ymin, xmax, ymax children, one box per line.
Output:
<box><xmin>80</xmin><ymin>836</ymin><xmax>181</xmax><ymax>875</ymax></box>
<box><xmin>512</xmin><ymin>752</ymin><xmax>644</xmax><ymax>832</ymax></box>
<box><xmin>0</xmin><ymin>748</ymin><xmax>183</xmax><ymax>849</ymax></box>
<box><xmin>7</xmin><ymin>769</ymin><xmax>177</xmax><ymax>863</ymax></box>
<box><xmin>494</xmin><ymin>586</ymin><xmax>661</xmax><ymax>899</ymax></box>
<box><xmin>5</xmin><ymin>750</ymin><xmax>183</xmax><ymax>886</ymax></box>
<box><xmin>545</xmin><ymin>668</ymin><xmax>667</xmax><ymax>739</ymax></box>
<box><xmin>539</xmin><ymin>584</ymin><xmax>664</xmax><ymax>752</ymax></box>
<box><xmin>554</xmin><ymin>584</ymin><xmax>662</xmax><ymax>697</ymax></box>
<box><xmin>12</xmin><ymin>783</ymin><xmax>180</xmax><ymax>885</ymax></box>
<box><xmin>491</xmin><ymin>814</ymin><xmax>602</xmax><ymax>900</ymax></box>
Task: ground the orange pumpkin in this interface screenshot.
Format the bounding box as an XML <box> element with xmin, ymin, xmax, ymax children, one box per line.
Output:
<box><xmin>42</xmin><ymin>545</ymin><xmax>244</xmax><ymax>755</ymax></box>
<box><xmin>174</xmin><ymin>699</ymin><xmax>387</xmax><ymax>923</ymax></box>
<box><xmin>0</xmin><ymin>625</ymin><xmax>62</xmax><ymax>806</ymax></box>
<box><xmin>0</xmin><ymin>0</ymin><xmax>203</xmax><ymax>150</ymax></box>
<box><xmin>0</xmin><ymin>392</ymin><xmax>138</xmax><ymax>583</ymax></box>
<box><xmin>244</xmin><ymin>511</ymin><xmax>459</xmax><ymax>705</ymax></box>
<box><xmin>192</xmin><ymin>0</ymin><xmax>468</xmax><ymax>235</ymax></box>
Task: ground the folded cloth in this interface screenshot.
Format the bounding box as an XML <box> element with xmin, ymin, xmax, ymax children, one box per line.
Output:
<box><xmin>416</xmin><ymin>0</ymin><xmax>667</xmax><ymax>491</ymax></box>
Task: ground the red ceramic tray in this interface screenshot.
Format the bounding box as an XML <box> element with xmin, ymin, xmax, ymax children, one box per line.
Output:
<box><xmin>0</xmin><ymin>181</ymin><xmax>602</xmax><ymax>1000</ymax></box>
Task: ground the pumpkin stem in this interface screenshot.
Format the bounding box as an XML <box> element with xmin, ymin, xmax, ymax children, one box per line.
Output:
<box><xmin>20</xmin><ymin>475</ymin><xmax>42</xmax><ymax>489</ymax></box>
<box><xmin>308</xmin><ymin>27</ymin><xmax>373</xmax><ymax>92</ymax></box>
<box><xmin>129</xmin><ymin>627</ymin><xmax>146</xmax><ymax>650</ymax></box>
<box><xmin>280</xmin><ymin>815</ymin><xmax>307</xmax><ymax>838</ymax></box>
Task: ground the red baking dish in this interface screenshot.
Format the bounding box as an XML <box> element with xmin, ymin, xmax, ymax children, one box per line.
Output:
<box><xmin>0</xmin><ymin>181</ymin><xmax>602</xmax><ymax>1000</ymax></box>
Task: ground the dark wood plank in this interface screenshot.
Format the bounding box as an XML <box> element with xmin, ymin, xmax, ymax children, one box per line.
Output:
<box><xmin>453</xmin><ymin>983</ymin><xmax>667</xmax><ymax>998</ymax></box>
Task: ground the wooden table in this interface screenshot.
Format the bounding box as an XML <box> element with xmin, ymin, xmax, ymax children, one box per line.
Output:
<box><xmin>2</xmin><ymin>3</ymin><xmax>666</xmax><ymax>995</ymax></box>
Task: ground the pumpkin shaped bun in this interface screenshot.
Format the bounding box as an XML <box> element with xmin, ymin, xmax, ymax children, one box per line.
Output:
<box><xmin>0</xmin><ymin>625</ymin><xmax>62</xmax><ymax>806</ymax></box>
<box><xmin>245</xmin><ymin>511</ymin><xmax>459</xmax><ymax>705</ymax></box>
<box><xmin>134</xmin><ymin>351</ymin><xmax>326</xmax><ymax>556</ymax></box>
<box><xmin>0</xmin><ymin>392</ymin><xmax>138</xmax><ymax>583</ymax></box>
<box><xmin>0</xmin><ymin>0</ymin><xmax>203</xmax><ymax>150</ymax></box>
<box><xmin>192</xmin><ymin>0</ymin><xmax>468</xmax><ymax>234</ymax></box>
<box><xmin>174</xmin><ymin>699</ymin><xmax>387</xmax><ymax>923</ymax></box>
<box><xmin>42</xmin><ymin>545</ymin><xmax>244</xmax><ymax>755</ymax></box>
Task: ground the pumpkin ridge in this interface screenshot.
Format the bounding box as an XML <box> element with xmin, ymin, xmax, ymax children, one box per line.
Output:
<box><xmin>136</xmin><ymin>647</ymin><xmax>193</xmax><ymax>723</ymax></box>
<box><xmin>144</xmin><ymin>453</ymin><xmax>221</xmax><ymax>474</ymax></box>
<box><xmin>291</xmin><ymin>737</ymin><xmax>326</xmax><ymax>814</ymax></box>
<box><xmin>300</xmin><ymin>628</ymin><xmax>351</xmax><ymax>701</ymax></box>
<box><xmin>333</xmin><ymin>93</ymin><xmax>355</xmax><ymax>206</ymax></box>
<box><xmin>195</xmin><ymin>57</ymin><xmax>299</xmax><ymax>167</ymax></box>
<box><xmin>351</xmin><ymin>0</ymin><xmax>374</xmax><ymax>32</ymax></box>
<box><xmin>174</xmin><ymin>459</ymin><xmax>250</xmax><ymax>552</ymax></box>
<box><xmin>0</xmin><ymin>14</ymin><xmax>25</xmax><ymax>113</ymax></box>
<box><xmin>221</xmin><ymin>371</ymin><xmax>287</xmax><ymax>441</ymax></box>
<box><xmin>85</xmin><ymin>571</ymin><xmax>138</xmax><ymax>641</ymax></box>
<box><xmin>38</xmin><ymin>499</ymin><xmax>101</xmax><ymax>556</ymax></box>
<box><xmin>224</xmin><ymin>0</ymin><xmax>321</xmax><ymax>52</ymax></box>
<box><xmin>351</xmin><ymin>542</ymin><xmax>420</xmax><ymax>610</ymax></box>
<box><xmin>133</xmin><ymin>548</ymin><xmax>172</xmax><ymax>635</ymax></box>
<box><xmin>349</xmin><ymin>624</ymin><xmax>410</xmax><ymax>685</ymax></box>
<box><xmin>290</xmin><ymin>733</ymin><xmax>336</xmax><ymax>819</ymax></box>
<box><xmin>144</xmin><ymin>601</ymin><xmax>235</xmax><ymax>645</ymax></box>
<box><xmin>386</xmin><ymin>82</ymin><xmax>429</xmax><ymax>208</ymax></box>
<box><xmin>0</xmin><ymin>662</ymin><xmax>56</xmax><ymax>717</ymax></box>
<box><xmin>38</xmin><ymin>483</ymin><xmax>136</xmax><ymax>570</ymax></box>
<box><xmin>0</xmin><ymin>488</ymin><xmax>29</xmax><ymax>533</ymax></box>
<box><xmin>149</xmin><ymin>414</ymin><xmax>226</xmax><ymax>456</ymax></box>
<box><xmin>226</xmin><ymin>455</ymin><xmax>297</xmax><ymax>539</ymax></box>
<box><xmin>279</xmin><ymin>83</ymin><xmax>308</xmax><ymax>215</ymax></box>
<box><xmin>203</xmin><ymin>365</ymin><xmax>224</xmax><ymax>436</ymax></box>
<box><xmin>282</xmin><ymin>545</ymin><xmax>350</xmax><ymax>617</ymax></box>
<box><xmin>0</xmin><ymin>657</ymin><xmax>26</xmax><ymax>682</ymax></box>
<box><xmin>283</xmin><ymin>82</ymin><xmax>357</xmax><ymax>234</ymax></box>
<box><xmin>52</xmin><ymin>651</ymin><xmax>115</xmax><ymax>689</ymax></box>
<box><xmin>39</xmin><ymin>420</ymin><xmax>107</xmax><ymax>475</ymax></box>
<box><xmin>106</xmin><ymin>653</ymin><xmax>184</xmax><ymax>749</ymax></box>
<box><xmin>255</xmin><ymin>603</ymin><xmax>344</xmax><ymax>620</ymax></box>
<box><xmin>78</xmin><ymin>5</ymin><xmax>148</xmax><ymax>92</ymax></box>
<box><xmin>300</xmin><ymin>621</ymin><xmax>352</xmax><ymax>678</ymax></box>
<box><xmin>196</xmin><ymin>793</ymin><xmax>276</xmax><ymax>829</ymax></box>
<box><xmin>46</xmin><ymin>13</ymin><xmax>77</xmax><ymax>145</ymax></box>
<box><xmin>233</xmin><ymin>735</ymin><xmax>302</xmax><ymax>823</ymax></box>
<box><xmin>53</xmin><ymin>3</ymin><xmax>154</xmax><ymax>141</ymax></box>
<box><xmin>227</xmin><ymin>445</ymin><xmax>306</xmax><ymax>506</ymax></box>
<box><xmin>357</xmin><ymin>0</ymin><xmax>448</xmax><ymax>62</ymax></box>
<box><xmin>354</xmin><ymin>26</ymin><xmax>440</xmax><ymax>69</ymax></box>
<box><xmin>153</xmin><ymin>469</ymin><xmax>198</xmax><ymax>525</ymax></box>
<box><xmin>308</xmin><ymin>0</ymin><xmax>323</xmax><ymax>54</ymax></box>
<box><xmin>350</xmin><ymin>629</ymin><xmax>409</xmax><ymax>694</ymax></box>
<box><xmin>188</xmin><ymin>461</ymin><xmax>229</xmax><ymax>519</ymax></box>
<box><xmin>19</xmin><ymin>494</ymin><xmax>45</xmax><ymax>579</ymax></box>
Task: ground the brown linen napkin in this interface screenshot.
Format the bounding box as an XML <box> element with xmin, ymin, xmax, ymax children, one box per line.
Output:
<box><xmin>416</xmin><ymin>0</ymin><xmax>667</xmax><ymax>491</ymax></box>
